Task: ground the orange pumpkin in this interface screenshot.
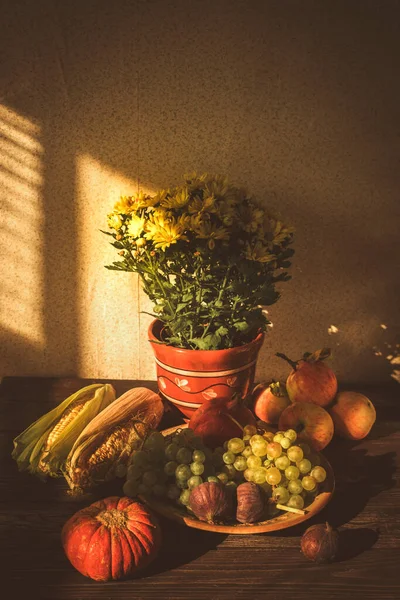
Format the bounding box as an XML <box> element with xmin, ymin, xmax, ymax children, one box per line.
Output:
<box><xmin>62</xmin><ymin>496</ymin><xmax>162</xmax><ymax>581</ymax></box>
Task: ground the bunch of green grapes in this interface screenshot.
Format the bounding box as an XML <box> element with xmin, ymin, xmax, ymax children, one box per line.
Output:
<box><xmin>219</xmin><ymin>424</ymin><xmax>328</xmax><ymax>511</ymax></box>
<box><xmin>122</xmin><ymin>428</ymin><xmax>216</xmax><ymax>508</ymax></box>
<box><xmin>122</xmin><ymin>425</ymin><xmax>327</xmax><ymax>515</ymax></box>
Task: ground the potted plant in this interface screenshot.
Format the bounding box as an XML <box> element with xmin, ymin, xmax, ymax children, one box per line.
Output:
<box><xmin>104</xmin><ymin>173</ymin><xmax>294</xmax><ymax>418</ymax></box>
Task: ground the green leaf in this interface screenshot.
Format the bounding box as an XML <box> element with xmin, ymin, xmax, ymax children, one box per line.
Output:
<box><xmin>216</xmin><ymin>326</ymin><xmax>229</xmax><ymax>337</ymax></box>
<box><xmin>234</xmin><ymin>321</ymin><xmax>250</xmax><ymax>332</ymax></box>
<box><xmin>112</xmin><ymin>241</ymin><xmax>125</xmax><ymax>249</ymax></box>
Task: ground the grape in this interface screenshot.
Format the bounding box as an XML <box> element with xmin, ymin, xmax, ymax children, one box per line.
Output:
<box><xmin>275</xmin><ymin>455</ymin><xmax>290</xmax><ymax>471</ymax></box>
<box><xmin>253</xmin><ymin>467</ymin><xmax>267</xmax><ymax>484</ymax></box>
<box><xmin>179</xmin><ymin>489</ymin><xmax>191</xmax><ymax>506</ymax></box>
<box><xmin>285</xmin><ymin>465</ymin><xmax>300</xmax><ymax>481</ymax></box>
<box><xmin>190</xmin><ymin>462</ymin><xmax>205</xmax><ymax>475</ymax></box>
<box><xmin>266</xmin><ymin>453</ymin><xmax>275</xmax><ymax>461</ymax></box>
<box><xmin>129</xmin><ymin>450</ymin><xmax>148</xmax><ymax>469</ymax></box>
<box><xmin>298</xmin><ymin>459</ymin><xmax>312</xmax><ymax>474</ymax></box>
<box><xmin>173</xmin><ymin>431</ymin><xmax>187</xmax><ymax>446</ymax></box>
<box><xmin>164</xmin><ymin>442</ymin><xmax>179</xmax><ymax>461</ymax></box>
<box><xmin>223</xmin><ymin>440</ymin><xmax>229</xmax><ymax>451</ymax></box>
<box><xmin>301</xmin><ymin>475</ymin><xmax>317</xmax><ymax>491</ymax></box>
<box><xmin>227</xmin><ymin>437</ymin><xmax>245</xmax><ymax>454</ymax></box>
<box><xmin>298</xmin><ymin>442</ymin><xmax>311</xmax><ymax>456</ymax></box>
<box><xmin>280</xmin><ymin>437</ymin><xmax>291</xmax><ymax>450</ymax></box>
<box><xmin>182</xmin><ymin>428</ymin><xmax>195</xmax><ymax>439</ymax></box>
<box><xmin>243</xmin><ymin>424</ymin><xmax>258</xmax><ymax>436</ymax></box>
<box><xmin>152</xmin><ymin>483</ymin><xmax>167</xmax><ymax>497</ymax></box>
<box><xmin>247</xmin><ymin>455</ymin><xmax>262</xmax><ymax>469</ymax></box>
<box><xmin>273</xmin><ymin>486</ymin><xmax>290</xmax><ymax>504</ymax></box>
<box><xmin>223</xmin><ymin>464</ymin><xmax>236</xmax><ymax>480</ymax></box>
<box><xmin>262</xmin><ymin>431</ymin><xmax>274</xmax><ymax>442</ymax></box>
<box><xmin>233</xmin><ymin>456</ymin><xmax>248</xmax><ymax>471</ymax></box>
<box><xmin>142</xmin><ymin>470</ymin><xmax>158</xmax><ymax>487</ymax></box>
<box><xmin>207</xmin><ymin>475</ymin><xmax>219</xmax><ymax>483</ymax></box>
<box><xmin>243</xmin><ymin>468</ymin><xmax>255</xmax><ymax>482</ymax></box>
<box><xmin>250</xmin><ymin>434</ymin><xmax>265</xmax><ymax>446</ymax></box>
<box><xmin>123</xmin><ymin>479</ymin><xmax>139</xmax><ymax>497</ymax></box>
<box><xmin>166</xmin><ymin>483</ymin><xmax>181</xmax><ymax>500</ymax></box>
<box><xmin>266</xmin><ymin>442</ymin><xmax>282</xmax><ymax>459</ymax></box>
<box><xmin>242</xmin><ymin>446</ymin><xmax>253</xmax><ymax>458</ymax></box>
<box><xmin>242</xmin><ymin>434</ymin><xmax>252</xmax><ymax>444</ymax></box>
<box><xmin>192</xmin><ymin>449</ymin><xmax>206</xmax><ymax>463</ymax></box>
<box><xmin>223</xmin><ymin>451</ymin><xmax>235</xmax><ymax>465</ymax></box>
<box><xmin>288</xmin><ymin>479</ymin><xmax>303</xmax><ymax>495</ymax></box>
<box><xmin>284</xmin><ymin>429</ymin><xmax>297</xmax><ymax>442</ymax></box>
<box><xmin>176</xmin><ymin>447</ymin><xmax>192</xmax><ymax>464</ymax></box>
<box><xmin>138</xmin><ymin>483</ymin><xmax>151</xmax><ymax>495</ymax></box>
<box><xmin>203</xmin><ymin>447</ymin><xmax>213</xmax><ymax>462</ymax></box>
<box><xmin>263</xmin><ymin>458</ymin><xmax>273</xmax><ymax>468</ymax></box>
<box><xmin>217</xmin><ymin>472</ymin><xmax>229</xmax><ymax>484</ymax></box>
<box><xmin>287</xmin><ymin>494</ymin><xmax>304</xmax><ymax>509</ymax></box>
<box><xmin>143</xmin><ymin>431</ymin><xmax>165</xmax><ymax>452</ymax></box>
<box><xmin>310</xmin><ymin>466</ymin><xmax>327</xmax><ymax>483</ymax></box>
<box><xmin>164</xmin><ymin>461</ymin><xmax>178</xmax><ymax>476</ymax></box>
<box><xmin>259</xmin><ymin>481</ymin><xmax>273</xmax><ymax>496</ymax></box>
<box><xmin>252</xmin><ymin>439</ymin><xmax>269</xmax><ymax>457</ymax></box>
<box><xmin>287</xmin><ymin>446</ymin><xmax>304</xmax><ymax>463</ymax></box>
<box><xmin>127</xmin><ymin>464</ymin><xmax>142</xmax><ymax>481</ymax></box>
<box><xmin>273</xmin><ymin>433</ymin><xmax>285</xmax><ymax>444</ymax></box>
<box><xmin>188</xmin><ymin>475</ymin><xmax>203</xmax><ymax>489</ymax></box>
<box><xmin>266</xmin><ymin>467</ymin><xmax>281</xmax><ymax>485</ymax></box>
<box><xmin>175</xmin><ymin>464</ymin><xmax>191</xmax><ymax>481</ymax></box>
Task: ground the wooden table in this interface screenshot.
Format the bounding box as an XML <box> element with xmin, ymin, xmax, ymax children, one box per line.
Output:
<box><xmin>1</xmin><ymin>377</ymin><xmax>399</xmax><ymax>600</ymax></box>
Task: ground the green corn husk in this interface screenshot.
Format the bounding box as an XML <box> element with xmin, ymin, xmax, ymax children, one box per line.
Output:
<box><xmin>12</xmin><ymin>383</ymin><xmax>116</xmax><ymax>479</ymax></box>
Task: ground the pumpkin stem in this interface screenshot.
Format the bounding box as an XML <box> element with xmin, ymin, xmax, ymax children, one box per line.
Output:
<box><xmin>96</xmin><ymin>508</ymin><xmax>128</xmax><ymax>529</ymax></box>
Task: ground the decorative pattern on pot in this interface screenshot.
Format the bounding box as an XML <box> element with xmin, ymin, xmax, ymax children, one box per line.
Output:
<box><xmin>148</xmin><ymin>319</ymin><xmax>265</xmax><ymax>419</ymax></box>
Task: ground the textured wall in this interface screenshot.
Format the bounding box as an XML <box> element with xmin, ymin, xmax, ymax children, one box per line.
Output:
<box><xmin>1</xmin><ymin>0</ymin><xmax>399</xmax><ymax>384</ymax></box>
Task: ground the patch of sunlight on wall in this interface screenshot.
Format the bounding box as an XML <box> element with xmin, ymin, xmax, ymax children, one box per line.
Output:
<box><xmin>76</xmin><ymin>154</ymin><xmax>156</xmax><ymax>379</ymax></box>
<box><xmin>0</xmin><ymin>105</ymin><xmax>45</xmax><ymax>375</ymax></box>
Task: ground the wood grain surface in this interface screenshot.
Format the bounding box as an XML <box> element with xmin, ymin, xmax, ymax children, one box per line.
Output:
<box><xmin>1</xmin><ymin>377</ymin><xmax>399</xmax><ymax>600</ymax></box>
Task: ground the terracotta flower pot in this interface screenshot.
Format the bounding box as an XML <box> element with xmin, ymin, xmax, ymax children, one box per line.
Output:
<box><xmin>148</xmin><ymin>319</ymin><xmax>265</xmax><ymax>419</ymax></box>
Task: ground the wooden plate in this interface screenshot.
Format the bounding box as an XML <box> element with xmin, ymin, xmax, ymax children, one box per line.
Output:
<box><xmin>139</xmin><ymin>425</ymin><xmax>335</xmax><ymax>535</ymax></box>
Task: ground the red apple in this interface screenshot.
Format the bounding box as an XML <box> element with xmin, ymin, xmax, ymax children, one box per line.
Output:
<box><xmin>277</xmin><ymin>348</ymin><xmax>338</xmax><ymax>407</ymax></box>
<box><xmin>278</xmin><ymin>402</ymin><xmax>334</xmax><ymax>451</ymax></box>
<box><xmin>252</xmin><ymin>381</ymin><xmax>290</xmax><ymax>424</ymax></box>
<box><xmin>328</xmin><ymin>391</ymin><xmax>376</xmax><ymax>440</ymax></box>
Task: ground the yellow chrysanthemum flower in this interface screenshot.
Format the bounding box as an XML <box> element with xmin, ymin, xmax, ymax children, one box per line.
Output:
<box><xmin>126</xmin><ymin>214</ymin><xmax>146</xmax><ymax>238</ymax></box>
<box><xmin>161</xmin><ymin>187</ymin><xmax>190</xmax><ymax>209</ymax></box>
<box><xmin>244</xmin><ymin>241</ymin><xmax>276</xmax><ymax>263</ymax></box>
<box><xmin>236</xmin><ymin>202</ymin><xmax>265</xmax><ymax>233</ymax></box>
<box><xmin>107</xmin><ymin>213</ymin><xmax>123</xmax><ymax>230</ymax></box>
<box><xmin>192</xmin><ymin>218</ymin><xmax>230</xmax><ymax>241</ymax></box>
<box><xmin>187</xmin><ymin>194</ymin><xmax>217</xmax><ymax>215</ymax></box>
<box><xmin>144</xmin><ymin>211</ymin><xmax>188</xmax><ymax>250</ymax></box>
<box><xmin>114</xmin><ymin>196</ymin><xmax>136</xmax><ymax>214</ymax></box>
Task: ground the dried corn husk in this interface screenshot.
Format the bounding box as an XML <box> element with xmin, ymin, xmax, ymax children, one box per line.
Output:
<box><xmin>65</xmin><ymin>387</ymin><xmax>164</xmax><ymax>495</ymax></box>
<box><xmin>12</xmin><ymin>383</ymin><xmax>116</xmax><ymax>479</ymax></box>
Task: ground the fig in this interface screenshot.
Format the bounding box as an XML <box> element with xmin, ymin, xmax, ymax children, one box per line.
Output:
<box><xmin>236</xmin><ymin>482</ymin><xmax>265</xmax><ymax>524</ymax></box>
<box><xmin>277</xmin><ymin>348</ymin><xmax>337</xmax><ymax>408</ymax></box>
<box><xmin>301</xmin><ymin>522</ymin><xmax>339</xmax><ymax>563</ymax></box>
<box><xmin>189</xmin><ymin>395</ymin><xmax>256</xmax><ymax>449</ymax></box>
<box><xmin>189</xmin><ymin>482</ymin><xmax>233</xmax><ymax>523</ymax></box>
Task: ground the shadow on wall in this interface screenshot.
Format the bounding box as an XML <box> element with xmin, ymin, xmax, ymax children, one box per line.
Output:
<box><xmin>0</xmin><ymin>0</ymin><xmax>399</xmax><ymax>381</ymax></box>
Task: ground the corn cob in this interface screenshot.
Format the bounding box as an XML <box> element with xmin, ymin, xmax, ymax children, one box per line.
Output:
<box><xmin>12</xmin><ymin>383</ymin><xmax>116</xmax><ymax>478</ymax></box>
<box><xmin>65</xmin><ymin>387</ymin><xmax>164</xmax><ymax>495</ymax></box>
